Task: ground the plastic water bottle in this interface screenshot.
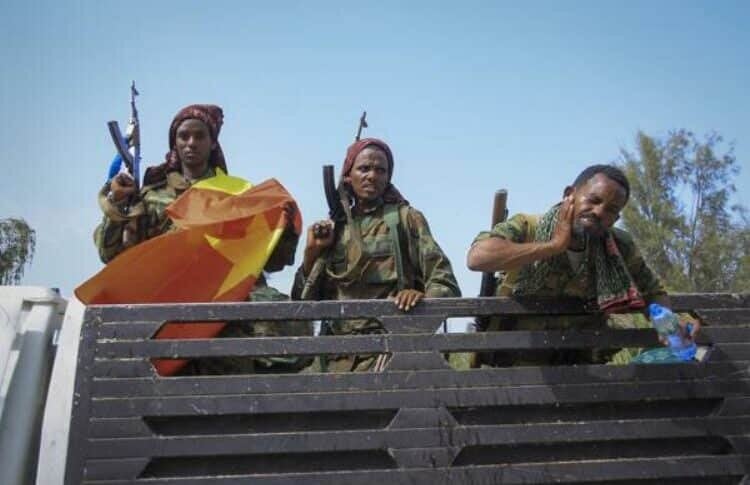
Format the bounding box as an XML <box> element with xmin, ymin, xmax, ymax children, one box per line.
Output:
<box><xmin>648</xmin><ymin>303</ymin><xmax>697</xmax><ymax>361</ymax></box>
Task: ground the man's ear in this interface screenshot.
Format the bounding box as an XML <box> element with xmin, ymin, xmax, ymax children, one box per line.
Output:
<box><xmin>563</xmin><ymin>185</ymin><xmax>575</xmax><ymax>197</ymax></box>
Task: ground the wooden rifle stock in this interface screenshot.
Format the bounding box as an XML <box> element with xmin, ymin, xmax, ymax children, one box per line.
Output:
<box><xmin>478</xmin><ymin>189</ymin><xmax>508</xmax><ymax>297</ymax></box>
<box><xmin>474</xmin><ymin>189</ymin><xmax>508</xmax><ymax>334</ymax></box>
<box><xmin>490</xmin><ymin>190</ymin><xmax>508</xmax><ymax>232</ymax></box>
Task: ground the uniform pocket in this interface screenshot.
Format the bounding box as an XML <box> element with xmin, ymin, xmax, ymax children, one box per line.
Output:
<box><xmin>362</xmin><ymin>235</ymin><xmax>398</xmax><ymax>285</ymax></box>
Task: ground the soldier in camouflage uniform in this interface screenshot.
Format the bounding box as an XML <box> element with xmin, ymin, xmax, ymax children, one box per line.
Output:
<box><xmin>292</xmin><ymin>138</ymin><xmax>461</xmax><ymax>372</ymax></box>
<box><xmin>96</xmin><ymin>105</ymin><xmax>230</xmax><ymax>263</ymax></box>
<box><xmin>467</xmin><ymin>165</ymin><xmax>696</xmax><ymax>366</ymax></box>
<box><xmin>95</xmin><ymin>104</ymin><xmax>310</xmax><ymax>374</ymax></box>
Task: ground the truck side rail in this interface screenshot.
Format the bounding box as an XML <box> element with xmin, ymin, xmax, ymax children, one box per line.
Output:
<box><xmin>66</xmin><ymin>293</ymin><xmax>750</xmax><ymax>484</ymax></box>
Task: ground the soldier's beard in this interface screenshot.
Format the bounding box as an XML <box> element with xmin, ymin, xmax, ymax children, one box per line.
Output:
<box><xmin>575</xmin><ymin>214</ymin><xmax>607</xmax><ymax>238</ymax></box>
<box><xmin>571</xmin><ymin>221</ymin><xmax>605</xmax><ymax>251</ymax></box>
<box><xmin>570</xmin><ymin>224</ymin><xmax>587</xmax><ymax>251</ymax></box>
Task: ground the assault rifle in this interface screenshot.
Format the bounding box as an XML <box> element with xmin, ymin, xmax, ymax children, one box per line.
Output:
<box><xmin>106</xmin><ymin>81</ymin><xmax>141</xmax><ymax>188</ymax></box>
<box><xmin>321</xmin><ymin>111</ymin><xmax>367</xmax><ymax>223</ymax></box>
<box><xmin>306</xmin><ymin>111</ymin><xmax>368</xmax><ymax>330</ymax></box>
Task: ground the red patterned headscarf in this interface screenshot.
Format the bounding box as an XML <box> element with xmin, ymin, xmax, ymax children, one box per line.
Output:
<box><xmin>341</xmin><ymin>138</ymin><xmax>407</xmax><ymax>205</ymax></box>
<box><xmin>143</xmin><ymin>104</ymin><xmax>227</xmax><ymax>186</ymax></box>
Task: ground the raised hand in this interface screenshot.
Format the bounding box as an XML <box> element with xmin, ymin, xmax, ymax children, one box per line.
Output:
<box><xmin>302</xmin><ymin>220</ymin><xmax>335</xmax><ymax>275</ymax></box>
<box><xmin>550</xmin><ymin>194</ymin><xmax>574</xmax><ymax>253</ymax></box>
<box><xmin>109</xmin><ymin>172</ymin><xmax>136</xmax><ymax>202</ymax></box>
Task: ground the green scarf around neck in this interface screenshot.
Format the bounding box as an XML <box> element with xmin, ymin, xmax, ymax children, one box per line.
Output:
<box><xmin>514</xmin><ymin>203</ymin><xmax>645</xmax><ymax>314</ymax></box>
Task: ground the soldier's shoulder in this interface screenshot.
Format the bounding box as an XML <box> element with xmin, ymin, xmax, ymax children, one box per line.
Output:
<box><xmin>610</xmin><ymin>226</ymin><xmax>641</xmax><ymax>257</ymax></box>
<box><xmin>509</xmin><ymin>212</ymin><xmax>541</xmax><ymax>225</ymax></box>
<box><xmin>140</xmin><ymin>177</ymin><xmax>169</xmax><ymax>195</ymax></box>
<box><xmin>142</xmin><ymin>171</ymin><xmax>187</xmax><ymax>200</ymax></box>
<box><xmin>493</xmin><ymin>212</ymin><xmax>540</xmax><ymax>241</ymax></box>
<box><xmin>611</xmin><ymin>226</ymin><xmax>636</xmax><ymax>246</ymax></box>
<box><xmin>401</xmin><ymin>204</ymin><xmax>423</xmax><ymax>216</ymax></box>
<box><xmin>401</xmin><ymin>204</ymin><xmax>429</xmax><ymax>226</ymax></box>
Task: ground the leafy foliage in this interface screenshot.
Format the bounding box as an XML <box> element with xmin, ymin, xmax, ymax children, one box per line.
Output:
<box><xmin>0</xmin><ymin>218</ymin><xmax>36</xmax><ymax>285</ymax></box>
<box><xmin>619</xmin><ymin>130</ymin><xmax>749</xmax><ymax>292</ymax></box>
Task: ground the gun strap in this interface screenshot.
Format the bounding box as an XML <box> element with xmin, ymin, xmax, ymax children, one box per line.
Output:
<box><xmin>120</xmin><ymin>217</ymin><xmax>139</xmax><ymax>249</ymax></box>
<box><xmin>323</xmin><ymin>188</ymin><xmax>366</xmax><ymax>285</ymax></box>
<box><xmin>306</xmin><ymin>179</ymin><xmax>407</xmax><ymax>293</ymax></box>
<box><xmin>384</xmin><ymin>204</ymin><xmax>406</xmax><ymax>291</ymax></box>
<box><xmin>300</xmin><ymin>256</ymin><xmax>326</xmax><ymax>300</ymax></box>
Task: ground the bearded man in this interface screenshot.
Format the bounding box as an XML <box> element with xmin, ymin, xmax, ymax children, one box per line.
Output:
<box><xmin>467</xmin><ymin>164</ymin><xmax>697</xmax><ymax>366</ymax></box>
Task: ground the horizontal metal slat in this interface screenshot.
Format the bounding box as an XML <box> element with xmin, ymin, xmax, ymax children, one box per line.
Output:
<box><xmin>91</xmin><ymin>362</ymin><xmax>749</xmax><ymax>398</ymax></box>
<box><xmin>84</xmin><ymin>416</ymin><xmax>750</xmax><ymax>459</ymax></box>
<box><xmin>90</xmin><ymin>378</ymin><xmax>750</xmax><ymax>417</ymax></box>
<box><xmin>95</xmin><ymin>330</ymin><xmax>660</xmax><ymax>359</ymax></box>
<box><xmin>694</xmin><ymin>308</ymin><xmax>750</xmax><ymax>326</ymax></box>
<box><xmin>82</xmin><ymin>455</ymin><xmax>749</xmax><ymax>484</ymax></box>
<box><xmin>86</xmin><ymin>293</ymin><xmax>749</xmax><ymax>325</ymax></box>
<box><xmin>97</xmin><ymin>321</ymin><xmax>163</xmax><ymax>339</ymax></box>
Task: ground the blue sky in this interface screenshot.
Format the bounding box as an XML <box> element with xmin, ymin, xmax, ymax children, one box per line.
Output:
<box><xmin>1</xmin><ymin>0</ymin><xmax>748</xmax><ymax>298</ymax></box>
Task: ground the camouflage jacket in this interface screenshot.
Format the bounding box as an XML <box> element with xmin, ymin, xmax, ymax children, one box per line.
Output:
<box><xmin>95</xmin><ymin>168</ymin><xmax>308</xmax><ymax>374</ymax></box>
<box><xmin>473</xmin><ymin>212</ymin><xmax>666</xmax><ymax>302</ymax></box>
<box><xmin>94</xmin><ymin>168</ymin><xmax>298</xmax><ymax>270</ymax></box>
<box><xmin>292</xmin><ymin>202</ymin><xmax>461</xmax><ymax>334</ymax></box>
<box><xmin>94</xmin><ymin>169</ymin><xmax>216</xmax><ymax>263</ymax></box>
<box><xmin>473</xmin><ymin>213</ymin><xmax>666</xmax><ymax>366</ymax></box>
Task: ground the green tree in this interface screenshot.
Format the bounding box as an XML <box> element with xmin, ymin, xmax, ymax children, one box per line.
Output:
<box><xmin>0</xmin><ymin>218</ymin><xmax>36</xmax><ymax>285</ymax></box>
<box><xmin>619</xmin><ymin>130</ymin><xmax>749</xmax><ymax>292</ymax></box>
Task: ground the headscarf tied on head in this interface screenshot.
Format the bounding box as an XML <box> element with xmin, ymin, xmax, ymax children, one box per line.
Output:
<box><xmin>341</xmin><ymin>137</ymin><xmax>407</xmax><ymax>205</ymax></box>
<box><xmin>142</xmin><ymin>104</ymin><xmax>228</xmax><ymax>186</ymax></box>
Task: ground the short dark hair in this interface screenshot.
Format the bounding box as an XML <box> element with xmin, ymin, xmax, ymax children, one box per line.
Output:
<box><xmin>572</xmin><ymin>164</ymin><xmax>630</xmax><ymax>200</ymax></box>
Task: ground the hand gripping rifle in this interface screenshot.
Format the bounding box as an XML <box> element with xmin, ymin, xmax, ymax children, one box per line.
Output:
<box><xmin>475</xmin><ymin>189</ymin><xmax>508</xmax><ymax>330</ymax></box>
<box><xmin>107</xmin><ymin>81</ymin><xmax>141</xmax><ymax>188</ymax></box>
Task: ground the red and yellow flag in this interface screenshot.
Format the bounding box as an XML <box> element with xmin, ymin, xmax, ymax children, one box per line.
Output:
<box><xmin>76</xmin><ymin>171</ymin><xmax>301</xmax><ymax>375</ymax></box>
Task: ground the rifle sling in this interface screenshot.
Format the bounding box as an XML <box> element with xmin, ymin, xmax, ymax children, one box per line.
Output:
<box><xmin>306</xmin><ymin>200</ymin><xmax>407</xmax><ymax>293</ymax></box>
<box><xmin>383</xmin><ymin>203</ymin><xmax>406</xmax><ymax>291</ymax></box>
<box><xmin>323</xmin><ymin>188</ymin><xmax>365</xmax><ymax>285</ymax></box>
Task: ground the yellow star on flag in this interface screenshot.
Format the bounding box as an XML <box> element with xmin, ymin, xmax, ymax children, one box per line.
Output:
<box><xmin>205</xmin><ymin>214</ymin><xmax>285</xmax><ymax>298</ymax></box>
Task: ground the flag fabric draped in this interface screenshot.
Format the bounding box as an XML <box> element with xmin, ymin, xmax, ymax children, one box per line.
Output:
<box><xmin>76</xmin><ymin>171</ymin><xmax>301</xmax><ymax>375</ymax></box>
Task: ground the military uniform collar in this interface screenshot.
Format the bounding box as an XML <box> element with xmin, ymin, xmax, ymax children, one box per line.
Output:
<box><xmin>354</xmin><ymin>197</ymin><xmax>385</xmax><ymax>216</ymax></box>
<box><xmin>166</xmin><ymin>166</ymin><xmax>217</xmax><ymax>190</ymax></box>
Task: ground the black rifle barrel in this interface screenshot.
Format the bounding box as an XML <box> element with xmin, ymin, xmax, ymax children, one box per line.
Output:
<box><xmin>323</xmin><ymin>165</ymin><xmax>341</xmax><ymax>220</ymax></box>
